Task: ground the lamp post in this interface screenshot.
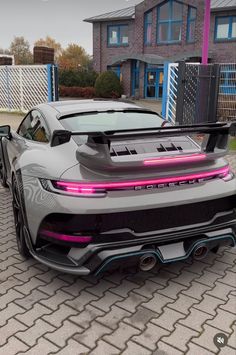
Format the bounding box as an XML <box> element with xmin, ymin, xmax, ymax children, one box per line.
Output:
<box><xmin>202</xmin><ymin>0</ymin><xmax>211</xmax><ymax>64</ymax></box>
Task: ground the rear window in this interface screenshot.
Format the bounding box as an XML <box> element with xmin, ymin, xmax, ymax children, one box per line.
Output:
<box><xmin>60</xmin><ymin>111</ymin><xmax>164</xmax><ymax>132</ymax></box>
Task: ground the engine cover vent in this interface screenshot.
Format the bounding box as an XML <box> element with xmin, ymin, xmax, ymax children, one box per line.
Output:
<box><xmin>111</xmin><ymin>146</ymin><xmax>138</xmax><ymax>156</ymax></box>
<box><xmin>110</xmin><ymin>142</ymin><xmax>184</xmax><ymax>157</ymax></box>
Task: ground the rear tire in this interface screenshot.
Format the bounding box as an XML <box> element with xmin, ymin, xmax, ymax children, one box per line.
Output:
<box><xmin>12</xmin><ymin>175</ymin><xmax>30</xmax><ymax>258</ymax></box>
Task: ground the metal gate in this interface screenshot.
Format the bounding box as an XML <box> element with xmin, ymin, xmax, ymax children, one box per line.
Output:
<box><xmin>175</xmin><ymin>62</ymin><xmax>220</xmax><ymax>125</ymax></box>
<box><xmin>163</xmin><ymin>63</ymin><xmax>179</xmax><ymax>123</ymax></box>
<box><xmin>0</xmin><ymin>64</ymin><xmax>58</xmax><ymax>112</ymax></box>
<box><xmin>217</xmin><ymin>63</ymin><xmax>236</xmax><ymax>122</ymax></box>
<box><xmin>163</xmin><ymin>62</ymin><xmax>236</xmax><ymax>124</ymax></box>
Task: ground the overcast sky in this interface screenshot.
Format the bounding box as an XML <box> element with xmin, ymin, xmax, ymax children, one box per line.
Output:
<box><xmin>0</xmin><ymin>0</ymin><xmax>141</xmax><ymax>54</ymax></box>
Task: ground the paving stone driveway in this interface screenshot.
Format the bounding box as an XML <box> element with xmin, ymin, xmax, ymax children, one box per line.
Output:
<box><xmin>0</xmin><ymin>155</ymin><xmax>235</xmax><ymax>355</ymax></box>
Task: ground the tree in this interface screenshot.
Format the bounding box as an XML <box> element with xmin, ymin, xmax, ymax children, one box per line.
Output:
<box><xmin>34</xmin><ymin>36</ymin><xmax>62</xmax><ymax>60</ymax></box>
<box><xmin>58</xmin><ymin>44</ymin><xmax>91</xmax><ymax>70</ymax></box>
<box><xmin>10</xmin><ymin>36</ymin><xmax>33</xmax><ymax>64</ymax></box>
<box><xmin>0</xmin><ymin>48</ymin><xmax>11</xmax><ymax>54</ymax></box>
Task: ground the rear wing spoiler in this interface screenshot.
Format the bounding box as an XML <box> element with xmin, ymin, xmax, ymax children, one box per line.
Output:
<box><xmin>51</xmin><ymin>122</ymin><xmax>236</xmax><ymax>170</ymax></box>
<box><xmin>52</xmin><ymin>122</ymin><xmax>236</xmax><ymax>148</ymax></box>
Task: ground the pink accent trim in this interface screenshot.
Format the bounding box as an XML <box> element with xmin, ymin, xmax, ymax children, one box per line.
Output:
<box><xmin>202</xmin><ymin>0</ymin><xmax>211</xmax><ymax>64</ymax></box>
<box><xmin>40</xmin><ymin>230</ymin><xmax>92</xmax><ymax>243</ymax></box>
<box><xmin>55</xmin><ymin>166</ymin><xmax>229</xmax><ymax>191</ymax></box>
<box><xmin>143</xmin><ymin>153</ymin><xmax>207</xmax><ymax>166</ymax></box>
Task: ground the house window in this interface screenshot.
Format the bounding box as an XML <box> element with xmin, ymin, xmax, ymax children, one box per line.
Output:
<box><xmin>108</xmin><ymin>25</ymin><xmax>129</xmax><ymax>46</ymax></box>
<box><xmin>157</xmin><ymin>0</ymin><xmax>183</xmax><ymax>43</ymax></box>
<box><xmin>215</xmin><ymin>16</ymin><xmax>236</xmax><ymax>41</ymax></box>
<box><xmin>144</xmin><ymin>11</ymin><xmax>152</xmax><ymax>45</ymax></box>
<box><xmin>187</xmin><ymin>6</ymin><xmax>197</xmax><ymax>42</ymax></box>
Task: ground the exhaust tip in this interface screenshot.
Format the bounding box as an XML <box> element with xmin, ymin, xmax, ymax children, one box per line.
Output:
<box><xmin>139</xmin><ymin>254</ymin><xmax>157</xmax><ymax>271</ymax></box>
<box><xmin>193</xmin><ymin>244</ymin><xmax>209</xmax><ymax>260</ymax></box>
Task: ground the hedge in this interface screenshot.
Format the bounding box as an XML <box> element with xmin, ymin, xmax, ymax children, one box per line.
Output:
<box><xmin>59</xmin><ymin>69</ymin><xmax>98</xmax><ymax>87</ymax></box>
<box><xmin>59</xmin><ymin>86</ymin><xmax>96</xmax><ymax>98</ymax></box>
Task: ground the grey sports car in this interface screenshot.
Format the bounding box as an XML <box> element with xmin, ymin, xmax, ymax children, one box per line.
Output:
<box><xmin>0</xmin><ymin>100</ymin><xmax>235</xmax><ymax>275</ymax></box>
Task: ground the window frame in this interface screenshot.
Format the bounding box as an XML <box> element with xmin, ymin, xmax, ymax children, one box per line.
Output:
<box><xmin>17</xmin><ymin>112</ymin><xmax>31</xmax><ymax>137</ymax></box>
<box><xmin>157</xmin><ymin>0</ymin><xmax>183</xmax><ymax>44</ymax></box>
<box><xmin>186</xmin><ymin>6</ymin><xmax>197</xmax><ymax>43</ymax></box>
<box><xmin>17</xmin><ymin>109</ymin><xmax>51</xmax><ymax>144</ymax></box>
<box><xmin>131</xmin><ymin>60</ymin><xmax>140</xmax><ymax>95</ymax></box>
<box><xmin>107</xmin><ymin>24</ymin><xmax>129</xmax><ymax>47</ymax></box>
<box><xmin>215</xmin><ymin>16</ymin><xmax>236</xmax><ymax>42</ymax></box>
<box><xmin>144</xmin><ymin>10</ymin><xmax>153</xmax><ymax>45</ymax></box>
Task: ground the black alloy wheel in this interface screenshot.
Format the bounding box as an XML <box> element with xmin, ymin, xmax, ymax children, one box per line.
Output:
<box><xmin>12</xmin><ymin>176</ymin><xmax>30</xmax><ymax>258</ymax></box>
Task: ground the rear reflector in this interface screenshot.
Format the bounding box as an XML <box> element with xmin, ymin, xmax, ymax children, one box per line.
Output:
<box><xmin>40</xmin><ymin>229</ymin><xmax>92</xmax><ymax>243</ymax></box>
<box><xmin>144</xmin><ymin>153</ymin><xmax>207</xmax><ymax>166</ymax></box>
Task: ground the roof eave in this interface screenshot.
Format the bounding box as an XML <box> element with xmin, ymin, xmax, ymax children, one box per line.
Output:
<box><xmin>84</xmin><ymin>16</ymin><xmax>135</xmax><ymax>23</ymax></box>
<box><xmin>84</xmin><ymin>4</ymin><xmax>236</xmax><ymax>23</ymax></box>
<box><xmin>211</xmin><ymin>6</ymin><xmax>236</xmax><ymax>12</ymax></box>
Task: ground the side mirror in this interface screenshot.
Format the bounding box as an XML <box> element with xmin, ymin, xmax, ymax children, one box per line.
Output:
<box><xmin>51</xmin><ymin>130</ymin><xmax>72</xmax><ymax>147</ymax></box>
<box><xmin>0</xmin><ymin>125</ymin><xmax>11</xmax><ymax>138</ymax></box>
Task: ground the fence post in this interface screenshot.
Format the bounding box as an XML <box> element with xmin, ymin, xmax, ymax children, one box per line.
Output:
<box><xmin>47</xmin><ymin>64</ymin><xmax>53</xmax><ymax>102</ymax></box>
<box><xmin>208</xmin><ymin>64</ymin><xmax>220</xmax><ymax>123</ymax></box>
<box><xmin>175</xmin><ymin>61</ymin><xmax>186</xmax><ymax>125</ymax></box>
<box><xmin>162</xmin><ymin>62</ymin><xmax>169</xmax><ymax>119</ymax></box>
<box><xmin>53</xmin><ymin>65</ymin><xmax>59</xmax><ymax>101</ymax></box>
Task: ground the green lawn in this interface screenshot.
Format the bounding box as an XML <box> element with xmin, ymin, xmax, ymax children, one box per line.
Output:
<box><xmin>229</xmin><ymin>138</ymin><xmax>236</xmax><ymax>150</ymax></box>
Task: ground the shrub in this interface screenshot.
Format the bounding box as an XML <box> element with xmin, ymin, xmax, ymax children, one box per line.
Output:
<box><xmin>59</xmin><ymin>69</ymin><xmax>98</xmax><ymax>87</ymax></box>
<box><xmin>95</xmin><ymin>71</ymin><xmax>123</xmax><ymax>98</ymax></box>
<box><xmin>59</xmin><ymin>86</ymin><xmax>96</xmax><ymax>98</ymax></box>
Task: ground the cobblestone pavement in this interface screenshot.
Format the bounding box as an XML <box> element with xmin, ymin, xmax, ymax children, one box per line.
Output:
<box><xmin>0</xmin><ymin>155</ymin><xmax>235</xmax><ymax>354</ymax></box>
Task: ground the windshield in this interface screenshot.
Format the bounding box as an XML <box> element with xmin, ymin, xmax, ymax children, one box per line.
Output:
<box><xmin>60</xmin><ymin>111</ymin><xmax>164</xmax><ymax>132</ymax></box>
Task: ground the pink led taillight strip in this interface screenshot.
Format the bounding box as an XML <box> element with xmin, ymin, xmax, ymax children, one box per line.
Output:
<box><xmin>143</xmin><ymin>153</ymin><xmax>207</xmax><ymax>166</ymax></box>
<box><xmin>54</xmin><ymin>165</ymin><xmax>230</xmax><ymax>192</ymax></box>
<box><xmin>40</xmin><ymin>230</ymin><xmax>92</xmax><ymax>243</ymax></box>
<box><xmin>62</xmin><ymin>187</ymin><xmax>95</xmax><ymax>194</ymax></box>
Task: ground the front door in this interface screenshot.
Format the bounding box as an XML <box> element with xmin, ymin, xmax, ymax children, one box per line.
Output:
<box><xmin>145</xmin><ymin>68</ymin><xmax>164</xmax><ymax>99</ymax></box>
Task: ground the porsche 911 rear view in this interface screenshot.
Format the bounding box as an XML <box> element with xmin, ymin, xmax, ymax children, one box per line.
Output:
<box><xmin>0</xmin><ymin>100</ymin><xmax>235</xmax><ymax>275</ymax></box>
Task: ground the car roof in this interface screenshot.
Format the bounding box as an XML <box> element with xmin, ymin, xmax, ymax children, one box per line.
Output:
<box><xmin>44</xmin><ymin>99</ymin><xmax>150</xmax><ymax>118</ymax></box>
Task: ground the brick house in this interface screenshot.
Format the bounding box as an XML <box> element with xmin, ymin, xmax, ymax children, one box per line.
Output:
<box><xmin>84</xmin><ymin>0</ymin><xmax>236</xmax><ymax>99</ymax></box>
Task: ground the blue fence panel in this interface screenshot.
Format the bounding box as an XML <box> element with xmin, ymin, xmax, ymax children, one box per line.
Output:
<box><xmin>219</xmin><ymin>64</ymin><xmax>236</xmax><ymax>95</ymax></box>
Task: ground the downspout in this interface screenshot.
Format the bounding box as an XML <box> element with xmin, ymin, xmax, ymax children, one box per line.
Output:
<box><xmin>100</xmin><ymin>23</ymin><xmax>102</xmax><ymax>73</ymax></box>
<box><xmin>202</xmin><ymin>0</ymin><xmax>211</xmax><ymax>64</ymax></box>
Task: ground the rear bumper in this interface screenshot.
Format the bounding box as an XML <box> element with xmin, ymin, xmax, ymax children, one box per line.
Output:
<box><xmin>23</xmin><ymin>174</ymin><xmax>236</xmax><ymax>243</ymax></box>
<box><xmin>93</xmin><ymin>231</ymin><xmax>235</xmax><ymax>276</ymax></box>
<box><xmin>30</xmin><ymin>224</ymin><xmax>236</xmax><ymax>275</ymax></box>
<box><xmin>22</xmin><ymin>174</ymin><xmax>236</xmax><ymax>275</ymax></box>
